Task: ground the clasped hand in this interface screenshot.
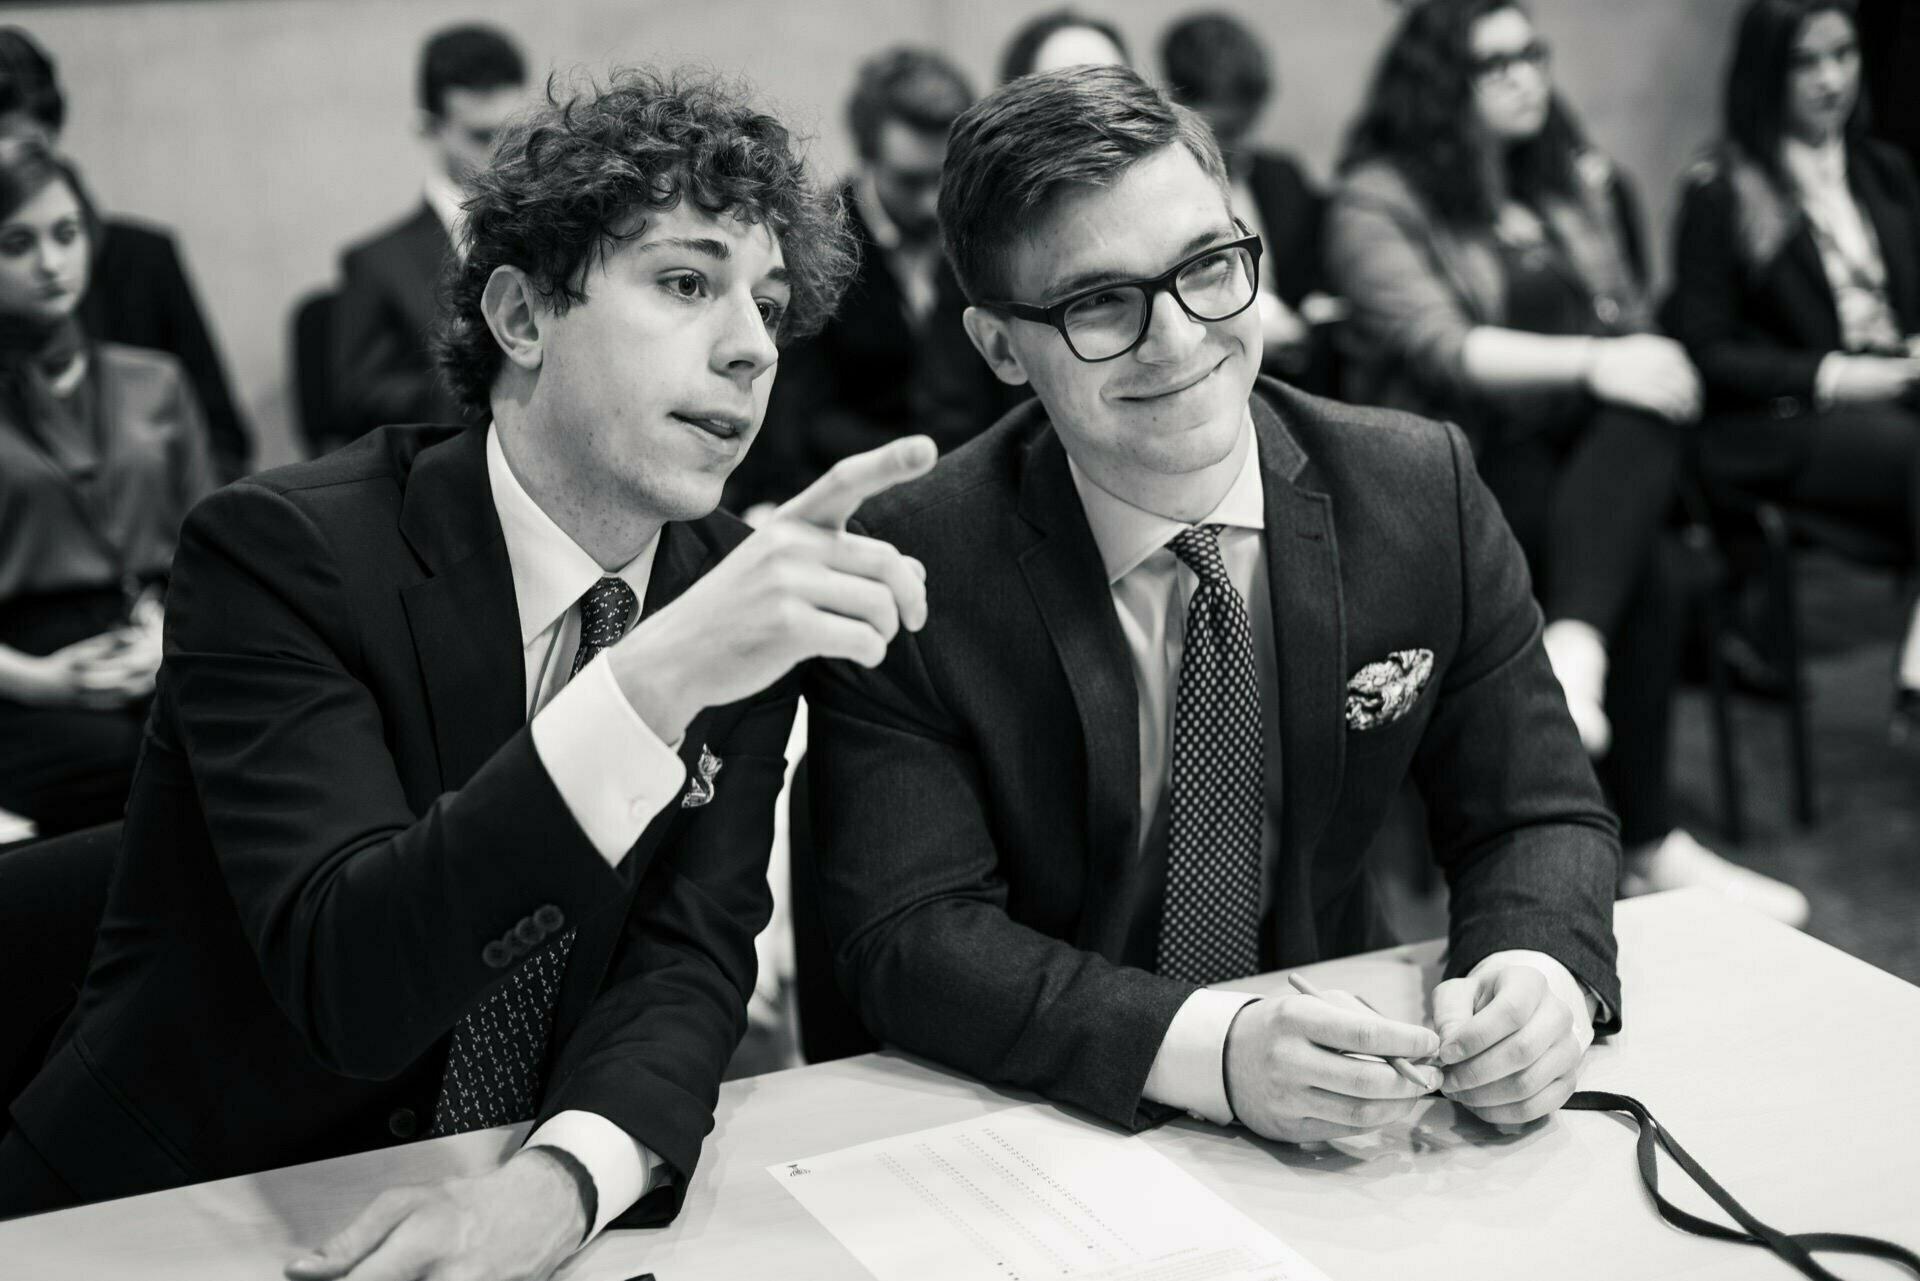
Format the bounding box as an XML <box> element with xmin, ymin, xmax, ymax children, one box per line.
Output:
<box><xmin>1225</xmin><ymin>964</ymin><xmax>1590</xmax><ymax>1142</ymax></box>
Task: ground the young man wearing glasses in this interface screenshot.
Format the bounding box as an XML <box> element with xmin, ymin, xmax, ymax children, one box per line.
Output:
<box><xmin>807</xmin><ymin>65</ymin><xmax>1623</xmax><ymax>1147</ymax></box>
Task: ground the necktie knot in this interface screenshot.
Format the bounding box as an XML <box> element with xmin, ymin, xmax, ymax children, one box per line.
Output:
<box><xmin>572</xmin><ymin>576</ymin><xmax>637</xmax><ymax>678</ymax></box>
<box><xmin>1167</xmin><ymin>524</ymin><xmax>1230</xmax><ymax>587</ymax></box>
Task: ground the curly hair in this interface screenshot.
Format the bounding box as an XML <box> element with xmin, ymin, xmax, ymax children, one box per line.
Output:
<box><xmin>1339</xmin><ymin>0</ymin><xmax>1587</xmax><ymax>228</ymax></box>
<box><xmin>438</xmin><ymin>67</ymin><xmax>857</xmax><ymax>418</ymax></box>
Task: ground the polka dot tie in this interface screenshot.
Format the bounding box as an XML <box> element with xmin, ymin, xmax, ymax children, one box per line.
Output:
<box><xmin>1156</xmin><ymin>525</ymin><xmax>1264</xmax><ymax>987</ymax></box>
<box><xmin>429</xmin><ymin>576</ymin><xmax>636</xmax><ymax>1137</ymax></box>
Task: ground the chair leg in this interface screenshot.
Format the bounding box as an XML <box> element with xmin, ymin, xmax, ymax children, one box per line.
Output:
<box><xmin>1702</xmin><ymin>576</ymin><xmax>1744</xmax><ymax>845</ymax></box>
<box><xmin>1757</xmin><ymin>507</ymin><xmax>1815</xmax><ymax>827</ymax></box>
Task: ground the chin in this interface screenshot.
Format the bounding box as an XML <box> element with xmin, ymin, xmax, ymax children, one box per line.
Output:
<box><xmin>624</xmin><ymin>468</ymin><xmax>727</xmax><ymax>526</ymax></box>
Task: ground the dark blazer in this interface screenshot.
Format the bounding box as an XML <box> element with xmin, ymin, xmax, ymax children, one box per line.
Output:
<box><xmin>1662</xmin><ymin>139</ymin><xmax>1920</xmax><ymax>414</ymax></box>
<box><xmin>729</xmin><ymin>186</ymin><xmax>1008</xmax><ymax>510</ymax></box>
<box><xmin>807</xmin><ymin>378</ymin><xmax>1622</xmax><ymax>1131</ymax></box>
<box><xmin>1245</xmin><ymin>150</ymin><xmax>1326</xmax><ymax>309</ymax></box>
<box><xmin>81</xmin><ymin>217</ymin><xmax>251</xmax><ymax>480</ymax></box>
<box><xmin>9</xmin><ymin>425</ymin><xmax>792</xmax><ymax>1223</ymax></box>
<box><xmin>329</xmin><ymin>204</ymin><xmax>463</xmax><ymax>451</ymax></box>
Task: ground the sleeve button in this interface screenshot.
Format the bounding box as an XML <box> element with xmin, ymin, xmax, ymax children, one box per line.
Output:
<box><xmin>387</xmin><ymin>1108</ymin><xmax>417</xmax><ymax>1139</ymax></box>
<box><xmin>482</xmin><ymin>940</ymin><xmax>512</xmax><ymax>969</ymax></box>
<box><xmin>534</xmin><ymin>904</ymin><xmax>564</xmax><ymax>933</ymax></box>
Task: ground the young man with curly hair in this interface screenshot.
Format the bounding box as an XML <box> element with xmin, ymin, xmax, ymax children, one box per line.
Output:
<box><xmin>0</xmin><ymin>69</ymin><xmax>934</xmax><ymax>1280</ymax></box>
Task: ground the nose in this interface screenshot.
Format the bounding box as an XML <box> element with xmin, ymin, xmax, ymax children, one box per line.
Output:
<box><xmin>713</xmin><ymin>290</ymin><xmax>779</xmax><ymax>382</ymax></box>
<box><xmin>1131</xmin><ymin>285</ymin><xmax>1207</xmax><ymax>366</ymax></box>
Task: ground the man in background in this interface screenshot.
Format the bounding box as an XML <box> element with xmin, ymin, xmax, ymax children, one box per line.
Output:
<box><xmin>0</xmin><ymin>27</ymin><xmax>252</xmax><ymax>479</ymax></box>
<box><xmin>327</xmin><ymin>24</ymin><xmax>526</xmax><ymax>453</ymax></box>
<box><xmin>728</xmin><ymin>47</ymin><xmax>1004</xmax><ymax>514</ymax></box>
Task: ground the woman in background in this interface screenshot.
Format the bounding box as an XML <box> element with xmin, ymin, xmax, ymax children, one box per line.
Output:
<box><xmin>0</xmin><ymin>139</ymin><xmax>213</xmax><ymax>837</ymax></box>
<box><xmin>1327</xmin><ymin>0</ymin><xmax>1808</xmax><ymax>922</ymax></box>
<box><xmin>1664</xmin><ymin>0</ymin><xmax>1920</xmax><ymax>745</ymax></box>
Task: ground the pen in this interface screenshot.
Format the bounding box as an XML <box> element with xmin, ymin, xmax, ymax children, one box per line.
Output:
<box><xmin>1286</xmin><ymin>972</ymin><xmax>1438</xmax><ymax>1093</ymax></box>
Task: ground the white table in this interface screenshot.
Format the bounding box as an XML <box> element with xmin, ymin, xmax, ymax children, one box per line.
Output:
<box><xmin>7</xmin><ymin>889</ymin><xmax>1917</xmax><ymax>1280</ymax></box>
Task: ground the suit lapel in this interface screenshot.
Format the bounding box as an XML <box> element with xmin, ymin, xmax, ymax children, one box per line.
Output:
<box><xmin>397</xmin><ymin>428</ymin><xmax>526</xmax><ymax>792</ymax></box>
<box><xmin>1014</xmin><ymin>428</ymin><xmax>1141</xmax><ymax>935</ymax></box>
<box><xmin>1251</xmin><ymin>391</ymin><xmax>1346</xmax><ymax>896</ymax></box>
<box><xmin>1854</xmin><ymin>149</ymin><xmax>1920</xmax><ymax>330</ymax></box>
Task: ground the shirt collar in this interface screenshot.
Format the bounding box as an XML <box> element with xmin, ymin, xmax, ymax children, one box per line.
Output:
<box><xmin>1066</xmin><ymin>408</ymin><xmax>1265</xmax><ymax>585</ymax></box>
<box><xmin>1782</xmin><ymin>134</ymin><xmax>1847</xmax><ymax>193</ymax></box>
<box><xmin>424</xmin><ymin>172</ymin><xmax>468</xmax><ymax>253</ymax></box>
<box><xmin>485</xmin><ymin>423</ymin><xmax>660</xmax><ymax>647</ymax></box>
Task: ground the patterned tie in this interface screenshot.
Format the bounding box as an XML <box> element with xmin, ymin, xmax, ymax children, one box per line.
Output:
<box><xmin>1156</xmin><ymin>525</ymin><xmax>1265</xmax><ymax>986</ymax></box>
<box><xmin>429</xmin><ymin>576</ymin><xmax>638</xmax><ymax>1137</ymax></box>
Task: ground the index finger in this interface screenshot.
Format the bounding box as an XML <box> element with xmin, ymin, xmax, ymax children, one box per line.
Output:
<box><xmin>1437</xmin><ymin>968</ymin><xmax>1542</xmax><ymax>1066</ymax></box>
<box><xmin>1291</xmin><ymin>995</ymin><xmax>1439</xmax><ymax>1061</ymax></box>
<box><xmin>777</xmin><ymin>435</ymin><xmax>937</xmax><ymax>530</ymax></box>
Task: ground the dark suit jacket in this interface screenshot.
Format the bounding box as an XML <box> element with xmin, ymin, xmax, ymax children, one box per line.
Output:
<box><xmin>730</xmin><ymin>183</ymin><xmax>1017</xmax><ymax>509</ymax></box>
<box><xmin>1245</xmin><ymin>150</ymin><xmax>1326</xmax><ymax>309</ymax></box>
<box><xmin>807</xmin><ymin>378</ymin><xmax>1621</xmax><ymax>1130</ymax></box>
<box><xmin>9</xmin><ymin>425</ymin><xmax>792</xmax><ymax>1223</ymax></box>
<box><xmin>330</xmin><ymin>204</ymin><xmax>463</xmax><ymax>451</ymax></box>
<box><xmin>1663</xmin><ymin>139</ymin><xmax>1920</xmax><ymax>413</ymax></box>
<box><xmin>81</xmin><ymin>216</ymin><xmax>250</xmax><ymax>480</ymax></box>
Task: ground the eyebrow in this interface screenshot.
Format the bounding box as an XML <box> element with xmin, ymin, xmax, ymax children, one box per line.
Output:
<box><xmin>633</xmin><ymin>235</ymin><xmax>791</xmax><ymax>289</ymax></box>
<box><xmin>1039</xmin><ymin>225</ymin><xmax>1239</xmax><ymax>303</ymax></box>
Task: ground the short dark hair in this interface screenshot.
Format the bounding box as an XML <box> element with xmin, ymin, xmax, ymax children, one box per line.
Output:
<box><xmin>847</xmin><ymin>47</ymin><xmax>974</xmax><ymax>162</ymax></box>
<box><xmin>1724</xmin><ymin>0</ymin><xmax>1865</xmax><ymax>182</ymax></box>
<box><xmin>439</xmin><ymin>68</ymin><xmax>857</xmax><ymax>418</ymax></box>
<box><xmin>1340</xmin><ymin>0</ymin><xmax>1587</xmax><ymax>227</ymax></box>
<box><xmin>418</xmin><ymin>24</ymin><xmax>526</xmax><ymax>118</ymax></box>
<box><xmin>937</xmin><ymin>64</ymin><xmax>1227</xmax><ymax>303</ymax></box>
<box><xmin>0</xmin><ymin>28</ymin><xmax>63</xmax><ymax>133</ymax></box>
<box><xmin>998</xmin><ymin>8</ymin><xmax>1132</xmax><ymax>84</ymax></box>
<box><xmin>1161</xmin><ymin>13</ymin><xmax>1271</xmax><ymax>109</ymax></box>
<box><xmin>0</xmin><ymin>138</ymin><xmax>97</xmax><ymax>247</ymax></box>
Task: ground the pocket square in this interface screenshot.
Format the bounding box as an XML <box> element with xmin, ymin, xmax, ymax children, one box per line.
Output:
<box><xmin>1345</xmin><ymin>649</ymin><xmax>1434</xmax><ymax>731</ymax></box>
<box><xmin>681</xmin><ymin>744</ymin><xmax>723</xmax><ymax>808</ymax></box>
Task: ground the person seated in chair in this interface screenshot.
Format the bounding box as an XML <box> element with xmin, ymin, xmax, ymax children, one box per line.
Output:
<box><xmin>327</xmin><ymin>24</ymin><xmax>527</xmax><ymax>454</ymax></box>
<box><xmin>1664</xmin><ymin>0</ymin><xmax>1920</xmax><ymax>746</ymax></box>
<box><xmin>807</xmin><ymin>64</ymin><xmax>1620</xmax><ymax>1152</ymax></box>
<box><xmin>1</xmin><ymin>70</ymin><xmax>933</xmax><ymax>1281</ymax></box>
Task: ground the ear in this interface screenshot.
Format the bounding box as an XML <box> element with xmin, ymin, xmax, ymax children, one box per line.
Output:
<box><xmin>960</xmin><ymin>306</ymin><xmax>1031</xmax><ymax>387</ymax></box>
<box><xmin>481</xmin><ymin>265</ymin><xmax>545</xmax><ymax>375</ymax></box>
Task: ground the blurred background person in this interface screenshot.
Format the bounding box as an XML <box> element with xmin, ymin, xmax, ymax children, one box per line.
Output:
<box><xmin>727</xmin><ymin>47</ymin><xmax>988</xmax><ymax>515</ymax></box>
<box><xmin>0</xmin><ymin>27</ymin><xmax>248</xmax><ymax>481</ymax></box>
<box><xmin>997</xmin><ymin>7</ymin><xmax>1129</xmax><ymax>83</ymax></box>
<box><xmin>1328</xmin><ymin>0</ymin><xmax>1809</xmax><ymax>923</ymax></box>
<box><xmin>1160</xmin><ymin>10</ymin><xmax>1342</xmax><ymax>392</ymax></box>
<box><xmin>325</xmin><ymin>23</ymin><xmax>525</xmax><ymax>454</ymax></box>
<box><xmin>1664</xmin><ymin>0</ymin><xmax>1920</xmax><ymax>746</ymax></box>
<box><xmin>0</xmin><ymin>139</ymin><xmax>213</xmax><ymax>837</ymax></box>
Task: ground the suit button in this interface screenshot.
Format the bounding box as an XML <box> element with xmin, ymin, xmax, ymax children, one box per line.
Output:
<box><xmin>1593</xmin><ymin>295</ymin><xmax>1620</xmax><ymax>326</ymax></box>
<box><xmin>1771</xmin><ymin>395</ymin><xmax>1800</xmax><ymax>418</ymax></box>
<box><xmin>482</xmin><ymin>940</ymin><xmax>512</xmax><ymax>969</ymax></box>
<box><xmin>513</xmin><ymin>917</ymin><xmax>542</xmax><ymax>948</ymax></box>
<box><xmin>534</xmin><ymin>905</ymin><xmax>564</xmax><ymax>934</ymax></box>
<box><xmin>388</xmin><ymin>1108</ymin><xmax>417</xmax><ymax>1139</ymax></box>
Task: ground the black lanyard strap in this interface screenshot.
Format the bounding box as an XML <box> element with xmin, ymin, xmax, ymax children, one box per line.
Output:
<box><xmin>1565</xmin><ymin>1090</ymin><xmax>1920</xmax><ymax>1279</ymax></box>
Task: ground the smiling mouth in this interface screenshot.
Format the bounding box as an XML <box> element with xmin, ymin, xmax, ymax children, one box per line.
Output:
<box><xmin>1123</xmin><ymin>357</ymin><xmax>1225</xmax><ymax>402</ymax></box>
<box><xmin>671</xmin><ymin>411</ymin><xmax>750</xmax><ymax>441</ymax></box>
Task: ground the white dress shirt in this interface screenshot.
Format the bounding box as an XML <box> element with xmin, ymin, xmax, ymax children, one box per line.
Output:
<box><xmin>488</xmin><ymin>424</ymin><xmax>692</xmax><ymax>1239</ymax></box>
<box><xmin>1067</xmin><ymin>415</ymin><xmax>1595</xmax><ymax>1127</ymax></box>
<box><xmin>424</xmin><ymin>171</ymin><xmax>468</xmax><ymax>259</ymax></box>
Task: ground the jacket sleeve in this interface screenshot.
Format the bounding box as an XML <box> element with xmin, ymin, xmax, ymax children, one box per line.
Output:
<box><xmin>162</xmin><ymin>481</ymin><xmax>631</xmax><ymax>1080</ymax></box>
<box><xmin>1661</xmin><ymin>172</ymin><xmax>1826</xmax><ymax>405</ymax></box>
<box><xmin>544</xmin><ymin>684</ymin><xmax>795</xmax><ymax>1228</ymax></box>
<box><xmin>1325</xmin><ymin>170</ymin><xmax>1478</xmax><ymax>403</ymax></box>
<box><xmin>806</xmin><ymin>607</ymin><xmax>1195</xmax><ymax>1133</ymax></box>
<box><xmin>1412</xmin><ymin>423</ymin><xmax>1623</xmax><ymax>1029</ymax></box>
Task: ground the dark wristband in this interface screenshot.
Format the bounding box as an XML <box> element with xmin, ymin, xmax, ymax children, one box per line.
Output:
<box><xmin>527</xmin><ymin>1144</ymin><xmax>599</xmax><ymax>1245</ymax></box>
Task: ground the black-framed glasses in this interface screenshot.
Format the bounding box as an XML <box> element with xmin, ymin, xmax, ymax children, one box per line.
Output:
<box><xmin>982</xmin><ymin>233</ymin><xmax>1263</xmax><ymax>363</ymax></box>
<box><xmin>1472</xmin><ymin>38</ymin><xmax>1551</xmax><ymax>83</ymax></box>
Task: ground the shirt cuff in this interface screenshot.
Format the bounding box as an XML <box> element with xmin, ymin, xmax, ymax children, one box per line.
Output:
<box><xmin>529</xmin><ymin>655</ymin><xmax>688</xmax><ymax>865</ymax></box>
<box><xmin>524</xmin><ymin>1110</ymin><xmax>656</xmax><ymax>1243</ymax></box>
<box><xmin>1141</xmin><ymin>988</ymin><xmax>1259</xmax><ymax>1126</ymax></box>
<box><xmin>1470</xmin><ymin>949</ymin><xmax>1601</xmax><ymax>1044</ymax></box>
<box><xmin>1813</xmin><ymin>352</ymin><xmax>1846</xmax><ymax>412</ymax></box>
